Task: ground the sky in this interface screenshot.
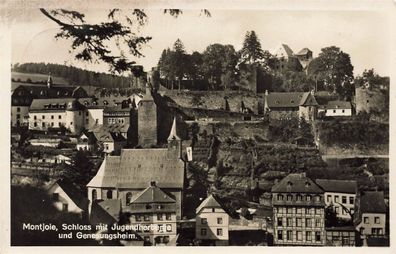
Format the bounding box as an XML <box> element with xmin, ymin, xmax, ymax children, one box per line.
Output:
<box><xmin>10</xmin><ymin>8</ymin><xmax>392</xmax><ymax>76</ymax></box>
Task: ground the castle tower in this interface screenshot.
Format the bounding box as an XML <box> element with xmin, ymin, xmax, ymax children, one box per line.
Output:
<box><xmin>47</xmin><ymin>73</ymin><xmax>53</xmax><ymax>89</ymax></box>
<box><xmin>65</xmin><ymin>99</ymin><xmax>84</xmax><ymax>134</ymax></box>
<box><xmin>137</xmin><ymin>83</ymin><xmax>157</xmax><ymax>147</ymax></box>
<box><xmin>167</xmin><ymin>117</ymin><xmax>182</xmax><ymax>158</ymax></box>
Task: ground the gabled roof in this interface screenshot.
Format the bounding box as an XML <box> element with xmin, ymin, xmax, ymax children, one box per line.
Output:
<box><xmin>319</xmin><ymin>100</ymin><xmax>352</xmax><ymax>110</ymax></box>
<box><xmin>167</xmin><ymin>117</ymin><xmax>181</xmax><ymax>141</ymax></box>
<box><xmin>93</xmin><ymin>130</ymin><xmax>126</xmax><ymax>143</ymax></box>
<box><xmin>359</xmin><ymin>191</ymin><xmax>386</xmax><ymax>214</ymax></box>
<box><xmin>87</xmin><ymin>148</ymin><xmax>185</xmax><ymax>189</ymax></box>
<box><xmin>271</xmin><ymin>173</ymin><xmax>324</xmax><ymax>193</ymax></box>
<box><xmin>296</xmin><ymin>48</ymin><xmax>312</xmax><ymax>56</ymax></box>
<box><xmin>131</xmin><ymin>184</ymin><xmax>176</xmax><ymax>204</ymax></box>
<box><xmin>12</xmin><ymin>84</ymin><xmax>87</xmax><ymax>99</ymax></box>
<box><xmin>196</xmin><ymin>195</ymin><xmax>223</xmax><ymax>213</ymax></box>
<box><xmin>315</xmin><ymin>179</ymin><xmax>357</xmax><ymax>194</ymax></box>
<box><xmin>300</xmin><ymin>92</ymin><xmax>319</xmax><ymax>106</ymax></box>
<box><xmin>29</xmin><ymin>97</ymin><xmax>92</xmax><ymax>112</ymax></box>
<box><xmin>48</xmin><ymin>179</ymin><xmax>89</xmax><ymax>211</ymax></box>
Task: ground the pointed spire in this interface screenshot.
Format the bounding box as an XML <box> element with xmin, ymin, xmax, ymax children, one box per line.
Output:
<box><xmin>167</xmin><ymin>117</ymin><xmax>181</xmax><ymax>141</ymax></box>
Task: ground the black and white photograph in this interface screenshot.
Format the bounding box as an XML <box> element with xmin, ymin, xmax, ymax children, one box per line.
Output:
<box><xmin>2</xmin><ymin>0</ymin><xmax>394</xmax><ymax>250</ymax></box>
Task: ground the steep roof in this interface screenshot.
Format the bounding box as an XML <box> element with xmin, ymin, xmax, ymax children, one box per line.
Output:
<box><xmin>49</xmin><ymin>179</ymin><xmax>89</xmax><ymax>211</ymax></box>
<box><xmin>29</xmin><ymin>97</ymin><xmax>92</xmax><ymax>112</ymax></box>
<box><xmin>300</xmin><ymin>92</ymin><xmax>319</xmax><ymax>106</ymax></box>
<box><xmin>131</xmin><ymin>184</ymin><xmax>176</xmax><ymax>204</ymax></box>
<box><xmin>93</xmin><ymin>129</ymin><xmax>126</xmax><ymax>143</ymax></box>
<box><xmin>319</xmin><ymin>100</ymin><xmax>352</xmax><ymax>110</ymax></box>
<box><xmin>196</xmin><ymin>195</ymin><xmax>223</xmax><ymax>213</ymax></box>
<box><xmin>12</xmin><ymin>84</ymin><xmax>87</xmax><ymax>99</ymax></box>
<box><xmin>271</xmin><ymin>173</ymin><xmax>324</xmax><ymax>193</ymax></box>
<box><xmin>296</xmin><ymin>48</ymin><xmax>312</xmax><ymax>56</ymax></box>
<box><xmin>167</xmin><ymin>117</ymin><xmax>181</xmax><ymax>141</ymax></box>
<box><xmin>358</xmin><ymin>191</ymin><xmax>386</xmax><ymax>214</ymax></box>
<box><xmin>87</xmin><ymin>148</ymin><xmax>185</xmax><ymax>189</ymax></box>
<box><xmin>315</xmin><ymin>179</ymin><xmax>357</xmax><ymax>194</ymax></box>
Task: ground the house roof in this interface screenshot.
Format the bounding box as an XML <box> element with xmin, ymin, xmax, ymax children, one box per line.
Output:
<box><xmin>12</xmin><ymin>84</ymin><xmax>88</xmax><ymax>99</ymax></box>
<box><xmin>29</xmin><ymin>97</ymin><xmax>91</xmax><ymax>112</ymax></box>
<box><xmin>131</xmin><ymin>184</ymin><xmax>176</xmax><ymax>204</ymax></box>
<box><xmin>87</xmin><ymin>148</ymin><xmax>185</xmax><ymax>189</ymax></box>
<box><xmin>296</xmin><ymin>48</ymin><xmax>312</xmax><ymax>56</ymax></box>
<box><xmin>315</xmin><ymin>179</ymin><xmax>357</xmax><ymax>194</ymax></box>
<box><xmin>78</xmin><ymin>131</ymin><xmax>97</xmax><ymax>145</ymax></box>
<box><xmin>359</xmin><ymin>191</ymin><xmax>386</xmax><ymax>214</ymax></box>
<box><xmin>277</xmin><ymin>44</ymin><xmax>294</xmax><ymax>57</ymax></box>
<box><xmin>93</xmin><ymin>129</ymin><xmax>126</xmax><ymax>143</ymax></box>
<box><xmin>49</xmin><ymin>179</ymin><xmax>89</xmax><ymax>211</ymax></box>
<box><xmin>319</xmin><ymin>100</ymin><xmax>352</xmax><ymax>110</ymax></box>
<box><xmin>271</xmin><ymin>173</ymin><xmax>324</xmax><ymax>193</ymax></box>
<box><xmin>196</xmin><ymin>194</ymin><xmax>223</xmax><ymax>213</ymax></box>
<box><xmin>266</xmin><ymin>92</ymin><xmax>317</xmax><ymax>108</ymax></box>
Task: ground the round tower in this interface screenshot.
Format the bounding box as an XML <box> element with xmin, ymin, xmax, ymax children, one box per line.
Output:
<box><xmin>65</xmin><ymin>99</ymin><xmax>84</xmax><ymax>134</ymax></box>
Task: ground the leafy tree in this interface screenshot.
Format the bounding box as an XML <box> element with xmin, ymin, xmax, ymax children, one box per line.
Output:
<box><xmin>307</xmin><ymin>46</ymin><xmax>354</xmax><ymax>99</ymax></box>
<box><xmin>355</xmin><ymin>69</ymin><xmax>389</xmax><ymax>90</ymax></box>
<box><xmin>40</xmin><ymin>9</ymin><xmax>210</xmax><ymax>74</ymax></box>
<box><xmin>239</xmin><ymin>30</ymin><xmax>265</xmax><ymax>65</ymax></box>
<box><xmin>202</xmin><ymin>44</ymin><xmax>238</xmax><ymax>90</ymax></box>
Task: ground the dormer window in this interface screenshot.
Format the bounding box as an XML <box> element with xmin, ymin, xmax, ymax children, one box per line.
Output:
<box><xmin>276</xmin><ymin>100</ymin><xmax>280</xmax><ymax>104</ymax></box>
<box><xmin>287</xmin><ymin>181</ymin><xmax>293</xmax><ymax>187</ymax></box>
<box><xmin>305</xmin><ymin>181</ymin><xmax>311</xmax><ymax>187</ymax></box>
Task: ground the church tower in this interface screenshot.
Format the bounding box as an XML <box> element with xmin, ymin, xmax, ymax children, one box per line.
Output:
<box><xmin>167</xmin><ymin>117</ymin><xmax>182</xmax><ymax>158</ymax></box>
<box><xmin>137</xmin><ymin>82</ymin><xmax>157</xmax><ymax>147</ymax></box>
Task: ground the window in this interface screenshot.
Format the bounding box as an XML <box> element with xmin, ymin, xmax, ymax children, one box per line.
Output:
<box><xmin>360</xmin><ymin>227</ymin><xmax>365</xmax><ymax>235</ymax></box>
<box><xmin>16</xmin><ymin>114</ymin><xmax>20</xmax><ymax>119</ymax></box>
<box><xmin>315</xmin><ymin>219</ymin><xmax>321</xmax><ymax>227</ymax></box>
<box><xmin>277</xmin><ymin>230</ymin><xmax>283</xmax><ymax>240</ymax></box>
<box><xmin>106</xmin><ymin>190</ymin><xmax>112</xmax><ymax>199</ymax></box>
<box><xmin>306</xmin><ymin>231</ymin><xmax>312</xmax><ymax>241</ymax></box>
<box><xmin>287</xmin><ymin>218</ymin><xmax>293</xmax><ymax>227</ymax></box>
<box><xmin>79</xmin><ymin>111</ymin><xmax>81</xmax><ymax>116</ymax></box>
<box><xmin>166</xmin><ymin>213</ymin><xmax>172</xmax><ymax>220</ymax></box>
<box><xmin>315</xmin><ymin>232</ymin><xmax>321</xmax><ymax>242</ymax></box>
<box><xmin>135</xmin><ymin>214</ymin><xmax>142</xmax><ymax>222</ymax></box>
<box><xmin>157</xmin><ymin>213</ymin><xmax>163</xmax><ymax>221</ymax></box>
<box><xmin>17</xmin><ymin>107</ymin><xmax>20</xmax><ymax>112</ymax></box>
<box><xmin>296</xmin><ymin>218</ymin><xmax>302</xmax><ymax>227</ymax></box>
<box><xmin>70</xmin><ymin>122</ymin><xmax>73</xmax><ymax>125</ymax></box>
<box><xmin>201</xmin><ymin>218</ymin><xmax>207</xmax><ymax>225</ymax></box>
<box><xmin>277</xmin><ymin>217</ymin><xmax>283</xmax><ymax>226</ymax></box>
<box><xmin>34</xmin><ymin>122</ymin><xmax>37</xmax><ymax>127</ymax></box>
<box><xmin>372</xmin><ymin>228</ymin><xmax>383</xmax><ymax>235</ymax></box>
<box><xmin>335</xmin><ymin>207</ymin><xmax>340</xmax><ymax>214</ymax></box>
<box><xmin>315</xmin><ymin>195</ymin><xmax>321</xmax><ymax>202</ymax></box>
<box><xmin>95</xmin><ymin>119</ymin><xmax>99</xmax><ymax>124</ymax></box>
<box><xmin>217</xmin><ymin>228</ymin><xmax>223</xmax><ymax>236</ymax></box>
<box><xmin>42</xmin><ymin>115</ymin><xmax>45</xmax><ymax>119</ymax></box>
<box><xmin>144</xmin><ymin>214</ymin><xmax>150</xmax><ymax>221</ymax></box>
<box><xmin>286</xmin><ymin>230</ymin><xmax>292</xmax><ymax>241</ymax></box>
<box><xmin>375</xmin><ymin>217</ymin><xmax>380</xmax><ymax>224</ymax></box>
<box><xmin>212</xmin><ymin>208</ymin><xmax>215</xmax><ymax>212</ymax></box>
<box><xmin>334</xmin><ymin>195</ymin><xmax>339</xmax><ymax>203</ymax></box>
<box><xmin>42</xmin><ymin>123</ymin><xmax>45</xmax><ymax>127</ymax></box>
<box><xmin>296</xmin><ymin>231</ymin><xmax>302</xmax><ymax>241</ymax></box>
<box><xmin>34</xmin><ymin>115</ymin><xmax>37</xmax><ymax>120</ymax></box>
<box><xmin>296</xmin><ymin>195</ymin><xmax>302</xmax><ymax>202</ymax></box>
<box><xmin>62</xmin><ymin>203</ymin><xmax>68</xmax><ymax>212</ymax></box>
<box><xmin>342</xmin><ymin>109</ymin><xmax>345</xmax><ymax>113</ymax></box>
<box><xmin>316</xmin><ymin>208</ymin><xmax>322</xmax><ymax>214</ymax></box>
<box><xmin>296</xmin><ymin>208</ymin><xmax>302</xmax><ymax>214</ymax></box>
<box><xmin>92</xmin><ymin>189</ymin><xmax>97</xmax><ymax>201</ymax></box>
<box><xmin>364</xmin><ymin>217</ymin><xmax>369</xmax><ymax>224</ymax></box>
<box><xmin>333</xmin><ymin>110</ymin><xmax>336</xmax><ymax>113</ymax></box>
<box><xmin>163</xmin><ymin>236</ymin><xmax>169</xmax><ymax>243</ymax></box>
<box><xmin>306</xmin><ymin>218</ymin><xmax>312</xmax><ymax>227</ymax></box>
<box><xmin>157</xmin><ymin>224</ymin><xmax>164</xmax><ymax>233</ymax></box>
<box><xmin>306</xmin><ymin>195</ymin><xmax>311</xmax><ymax>202</ymax></box>
<box><xmin>166</xmin><ymin>224</ymin><xmax>172</xmax><ymax>232</ymax></box>
<box><xmin>51</xmin><ymin>115</ymin><xmax>54</xmax><ymax>119</ymax></box>
<box><xmin>287</xmin><ymin>194</ymin><xmax>292</xmax><ymax>201</ymax></box>
<box><xmin>86</xmin><ymin>119</ymin><xmax>89</xmax><ymax>124</ymax></box>
<box><xmin>58</xmin><ymin>115</ymin><xmax>62</xmax><ymax>119</ymax></box>
<box><xmin>126</xmin><ymin>192</ymin><xmax>132</xmax><ymax>205</ymax></box>
<box><xmin>52</xmin><ymin>193</ymin><xmax>59</xmax><ymax>201</ymax></box>
<box><xmin>349</xmin><ymin>197</ymin><xmax>354</xmax><ymax>205</ymax></box>
<box><xmin>287</xmin><ymin>207</ymin><xmax>293</xmax><ymax>214</ymax></box>
<box><xmin>342</xmin><ymin>196</ymin><xmax>347</xmax><ymax>204</ymax></box>
<box><xmin>50</xmin><ymin>122</ymin><xmax>54</xmax><ymax>127</ymax></box>
<box><xmin>217</xmin><ymin>218</ymin><xmax>223</xmax><ymax>224</ymax></box>
<box><xmin>201</xmin><ymin>228</ymin><xmax>207</xmax><ymax>236</ymax></box>
<box><xmin>277</xmin><ymin>194</ymin><xmax>284</xmax><ymax>201</ymax></box>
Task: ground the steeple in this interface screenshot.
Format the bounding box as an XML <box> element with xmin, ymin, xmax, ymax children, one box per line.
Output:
<box><xmin>47</xmin><ymin>72</ymin><xmax>53</xmax><ymax>89</ymax></box>
<box><xmin>167</xmin><ymin>117</ymin><xmax>181</xmax><ymax>141</ymax></box>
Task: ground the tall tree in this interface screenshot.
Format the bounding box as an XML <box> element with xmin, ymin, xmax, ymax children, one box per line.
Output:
<box><xmin>307</xmin><ymin>46</ymin><xmax>354</xmax><ymax>99</ymax></box>
<box><xmin>239</xmin><ymin>30</ymin><xmax>265</xmax><ymax>65</ymax></box>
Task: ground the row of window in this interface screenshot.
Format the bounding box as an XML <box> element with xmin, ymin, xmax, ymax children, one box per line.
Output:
<box><xmin>34</xmin><ymin>115</ymin><xmax>62</xmax><ymax>120</ymax></box>
<box><xmin>333</xmin><ymin>206</ymin><xmax>354</xmax><ymax>216</ymax></box>
<box><xmin>359</xmin><ymin>227</ymin><xmax>384</xmax><ymax>236</ymax></box>
<box><xmin>200</xmin><ymin>217</ymin><xmax>223</xmax><ymax>225</ymax></box>
<box><xmin>363</xmin><ymin>216</ymin><xmax>381</xmax><ymax>224</ymax></box>
<box><xmin>276</xmin><ymin>194</ymin><xmax>322</xmax><ymax>203</ymax></box>
<box><xmin>277</xmin><ymin>230</ymin><xmax>322</xmax><ymax>242</ymax></box>
<box><xmin>323</xmin><ymin>109</ymin><xmax>347</xmax><ymax>113</ymax></box>
<box><xmin>201</xmin><ymin>228</ymin><xmax>223</xmax><ymax>236</ymax></box>
<box><xmin>275</xmin><ymin>207</ymin><xmax>323</xmax><ymax>215</ymax></box>
<box><xmin>33</xmin><ymin>122</ymin><xmax>72</xmax><ymax>128</ymax></box>
<box><xmin>107</xmin><ymin>118</ymin><xmax>125</xmax><ymax>124</ymax></box>
<box><xmin>327</xmin><ymin>195</ymin><xmax>354</xmax><ymax>205</ymax></box>
<box><xmin>277</xmin><ymin>217</ymin><xmax>322</xmax><ymax>228</ymax></box>
<box><xmin>134</xmin><ymin>213</ymin><xmax>172</xmax><ymax>222</ymax></box>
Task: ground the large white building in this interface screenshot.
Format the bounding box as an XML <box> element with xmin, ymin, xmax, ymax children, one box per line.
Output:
<box><xmin>317</xmin><ymin>101</ymin><xmax>352</xmax><ymax>117</ymax></box>
<box><xmin>316</xmin><ymin>179</ymin><xmax>357</xmax><ymax>220</ymax></box>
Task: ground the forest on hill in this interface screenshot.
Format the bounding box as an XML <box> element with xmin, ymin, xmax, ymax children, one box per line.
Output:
<box><xmin>12</xmin><ymin>62</ymin><xmax>145</xmax><ymax>89</ymax></box>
